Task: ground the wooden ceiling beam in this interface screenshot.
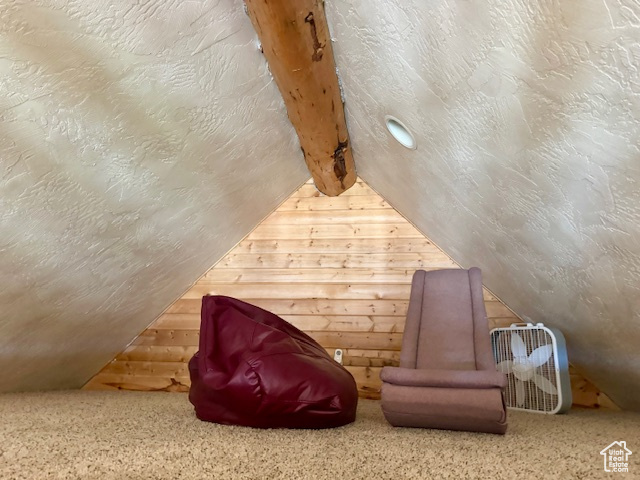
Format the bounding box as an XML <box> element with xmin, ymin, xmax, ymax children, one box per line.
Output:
<box><xmin>245</xmin><ymin>0</ymin><xmax>357</xmax><ymax>196</ymax></box>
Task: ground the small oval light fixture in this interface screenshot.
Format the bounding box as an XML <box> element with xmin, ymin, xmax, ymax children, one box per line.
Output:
<box><xmin>384</xmin><ymin>115</ymin><xmax>417</xmax><ymax>150</ymax></box>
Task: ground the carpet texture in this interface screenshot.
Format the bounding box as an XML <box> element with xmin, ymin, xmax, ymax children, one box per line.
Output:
<box><xmin>1</xmin><ymin>391</ymin><xmax>638</xmax><ymax>479</ymax></box>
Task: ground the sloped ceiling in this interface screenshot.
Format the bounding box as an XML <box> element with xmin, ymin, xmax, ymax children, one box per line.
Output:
<box><xmin>326</xmin><ymin>0</ymin><xmax>640</xmax><ymax>409</ymax></box>
<box><xmin>0</xmin><ymin>0</ymin><xmax>308</xmax><ymax>391</ymax></box>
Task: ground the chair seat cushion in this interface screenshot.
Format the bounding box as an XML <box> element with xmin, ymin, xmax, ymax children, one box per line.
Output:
<box><xmin>381</xmin><ymin>383</ymin><xmax>507</xmax><ymax>434</ymax></box>
<box><xmin>188</xmin><ymin>296</ymin><xmax>358</xmax><ymax>429</ymax></box>
<box><xmin>380</xmin><ymin>367</ymin><xmax>507</xmax><ymax>389</ymax></box>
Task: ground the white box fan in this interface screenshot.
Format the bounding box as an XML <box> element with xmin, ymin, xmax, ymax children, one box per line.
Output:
<box><xmin>490</xmin><ymin>323</ymin><xmax>572</xmax><ymax>414</ymax></box>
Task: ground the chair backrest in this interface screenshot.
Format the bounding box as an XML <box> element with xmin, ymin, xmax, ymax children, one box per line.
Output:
<box><xmin>399</xmin><ymin>268</ymin><xmax>496</xmax><ymax>371</ymax></box>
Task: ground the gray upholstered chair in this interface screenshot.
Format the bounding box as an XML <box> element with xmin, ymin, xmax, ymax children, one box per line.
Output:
<box><xmin>380</xmin><ymin>268</ymin><xmax>508</xmax><ymax>434</ymax></box>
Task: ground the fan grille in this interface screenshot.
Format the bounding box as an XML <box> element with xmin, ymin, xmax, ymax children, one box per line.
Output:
<box><xmin>491</xmin><ymin>328</ymin><xmax>559</xmax><ymax>412</ymax></box>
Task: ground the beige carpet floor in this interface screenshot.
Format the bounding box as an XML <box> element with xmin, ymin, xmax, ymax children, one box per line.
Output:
<box><xmin>1</xmin><ymin>391</ymin><xmax>639</xmax><ymax>480</ymax></box>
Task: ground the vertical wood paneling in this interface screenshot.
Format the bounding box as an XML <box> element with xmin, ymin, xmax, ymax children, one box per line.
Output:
<box><xmin>84</xmin><ymin>179</ymin><xmax>614</xmax><ymax>408</ymax></box>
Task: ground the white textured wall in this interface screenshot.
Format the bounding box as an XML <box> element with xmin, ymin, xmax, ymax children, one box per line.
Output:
<box><xmin>0</xmin><ymin>0</ymin><xmax>308</xmax><ymax>391</ymax></box>
<box><xmin>327</xmin><ymin>0</ymin><xmax>640</xmax><ymax>409</ymax></box>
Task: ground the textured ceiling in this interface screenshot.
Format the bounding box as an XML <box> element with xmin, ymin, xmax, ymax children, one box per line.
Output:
<box><xmin>0</xmin><ymin>0</ymin><xmax>308</xmax><ymax>391</ymax></box>
<box><xmin>326</xmin><ymin>0</ymin><xmax>640</xmax><ymax>409</ymax></box>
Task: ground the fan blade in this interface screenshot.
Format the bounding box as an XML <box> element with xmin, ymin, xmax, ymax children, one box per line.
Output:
<box><xmin>533</xmin><ymin>374</ymin><xmax>558</xmax><ymax>395</ymax></box>
<box><xmin>513</xmin><ymin>364</ymin><xmax>534</xmax><ymax>382</ymax></box>
<box><xmin>511</xmin><ymin>333</ymin><xmax>527</xmax><ymax>357</ymax></box>
<box><xmin>529</xmin><ymin>345</ymin><xmax>553</xmax><ymax>367</ymax></box>
<box><xmin>496</xmin><ymin>360</ymin><xmax>513</xmax><ymax>374</ymax></box>
<box><xmin>515</xmin><ymin>379</ymin><xmax>526</xmax><ymax>407</ymax></box>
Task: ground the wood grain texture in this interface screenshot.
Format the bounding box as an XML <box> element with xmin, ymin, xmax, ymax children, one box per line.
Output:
<box><xmin>245</xmin><ymin>224</ymin><xmax>423</xmax><ymax>239</ymax></box>
<box><xmin>200</xmin><ymin>268</ymin><xmax>432</xmax><ymax>283</ymax></box>
<box><xmin>569</xmin><ymin>369</ymin><xmax>620</xmax><ymax>410</ymax></box>
<box><xmin>84</xmin><ymin>179</ymin><xmax>609</xmax><ymax>407</ymax></box>
<box><xmin>262</xmin><ymin>210</ymin><xmax>407</xmax><ymax>225</ymax></box>
<box><xmin>216</xmin><ymin>253</ymin><xmax>454</xmax><ymax>269</ymax></box>
<box><xmin>278</xmin><ymin>195</ymin><xmax>390</xmax><ymax>211</ymax></box>
<box><xmin>244</xmin><ymin>0</ymin><xmax>356</xmax><ymax>196</ymax></box>
<box><xmin>291</xmin><ymin>182</ymin><xmax>374</xmax><ymax>197</ymax></box>
<box><xmin>233</xmin><ymin>238</ymin><xmax>436</xmax><ymax>254</ymax></box>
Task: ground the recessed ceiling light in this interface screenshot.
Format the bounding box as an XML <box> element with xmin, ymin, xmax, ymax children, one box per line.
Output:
<box><xmin>384</xmin><ymin>115</ymin><xmax>416</xmax><ymax>150</ymax></box>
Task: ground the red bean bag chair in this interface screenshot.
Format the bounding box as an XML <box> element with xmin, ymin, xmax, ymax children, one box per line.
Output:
<box><xmin>188</xmin><ymin>296</ymin><xmax>358</xmax><ymax>428</ymax></box>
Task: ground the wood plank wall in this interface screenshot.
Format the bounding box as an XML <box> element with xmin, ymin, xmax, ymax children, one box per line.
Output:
<box><xmin>84</xmin><ymin>179</ymin><xmax>615</xmax><ymax>408</ymax></box>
